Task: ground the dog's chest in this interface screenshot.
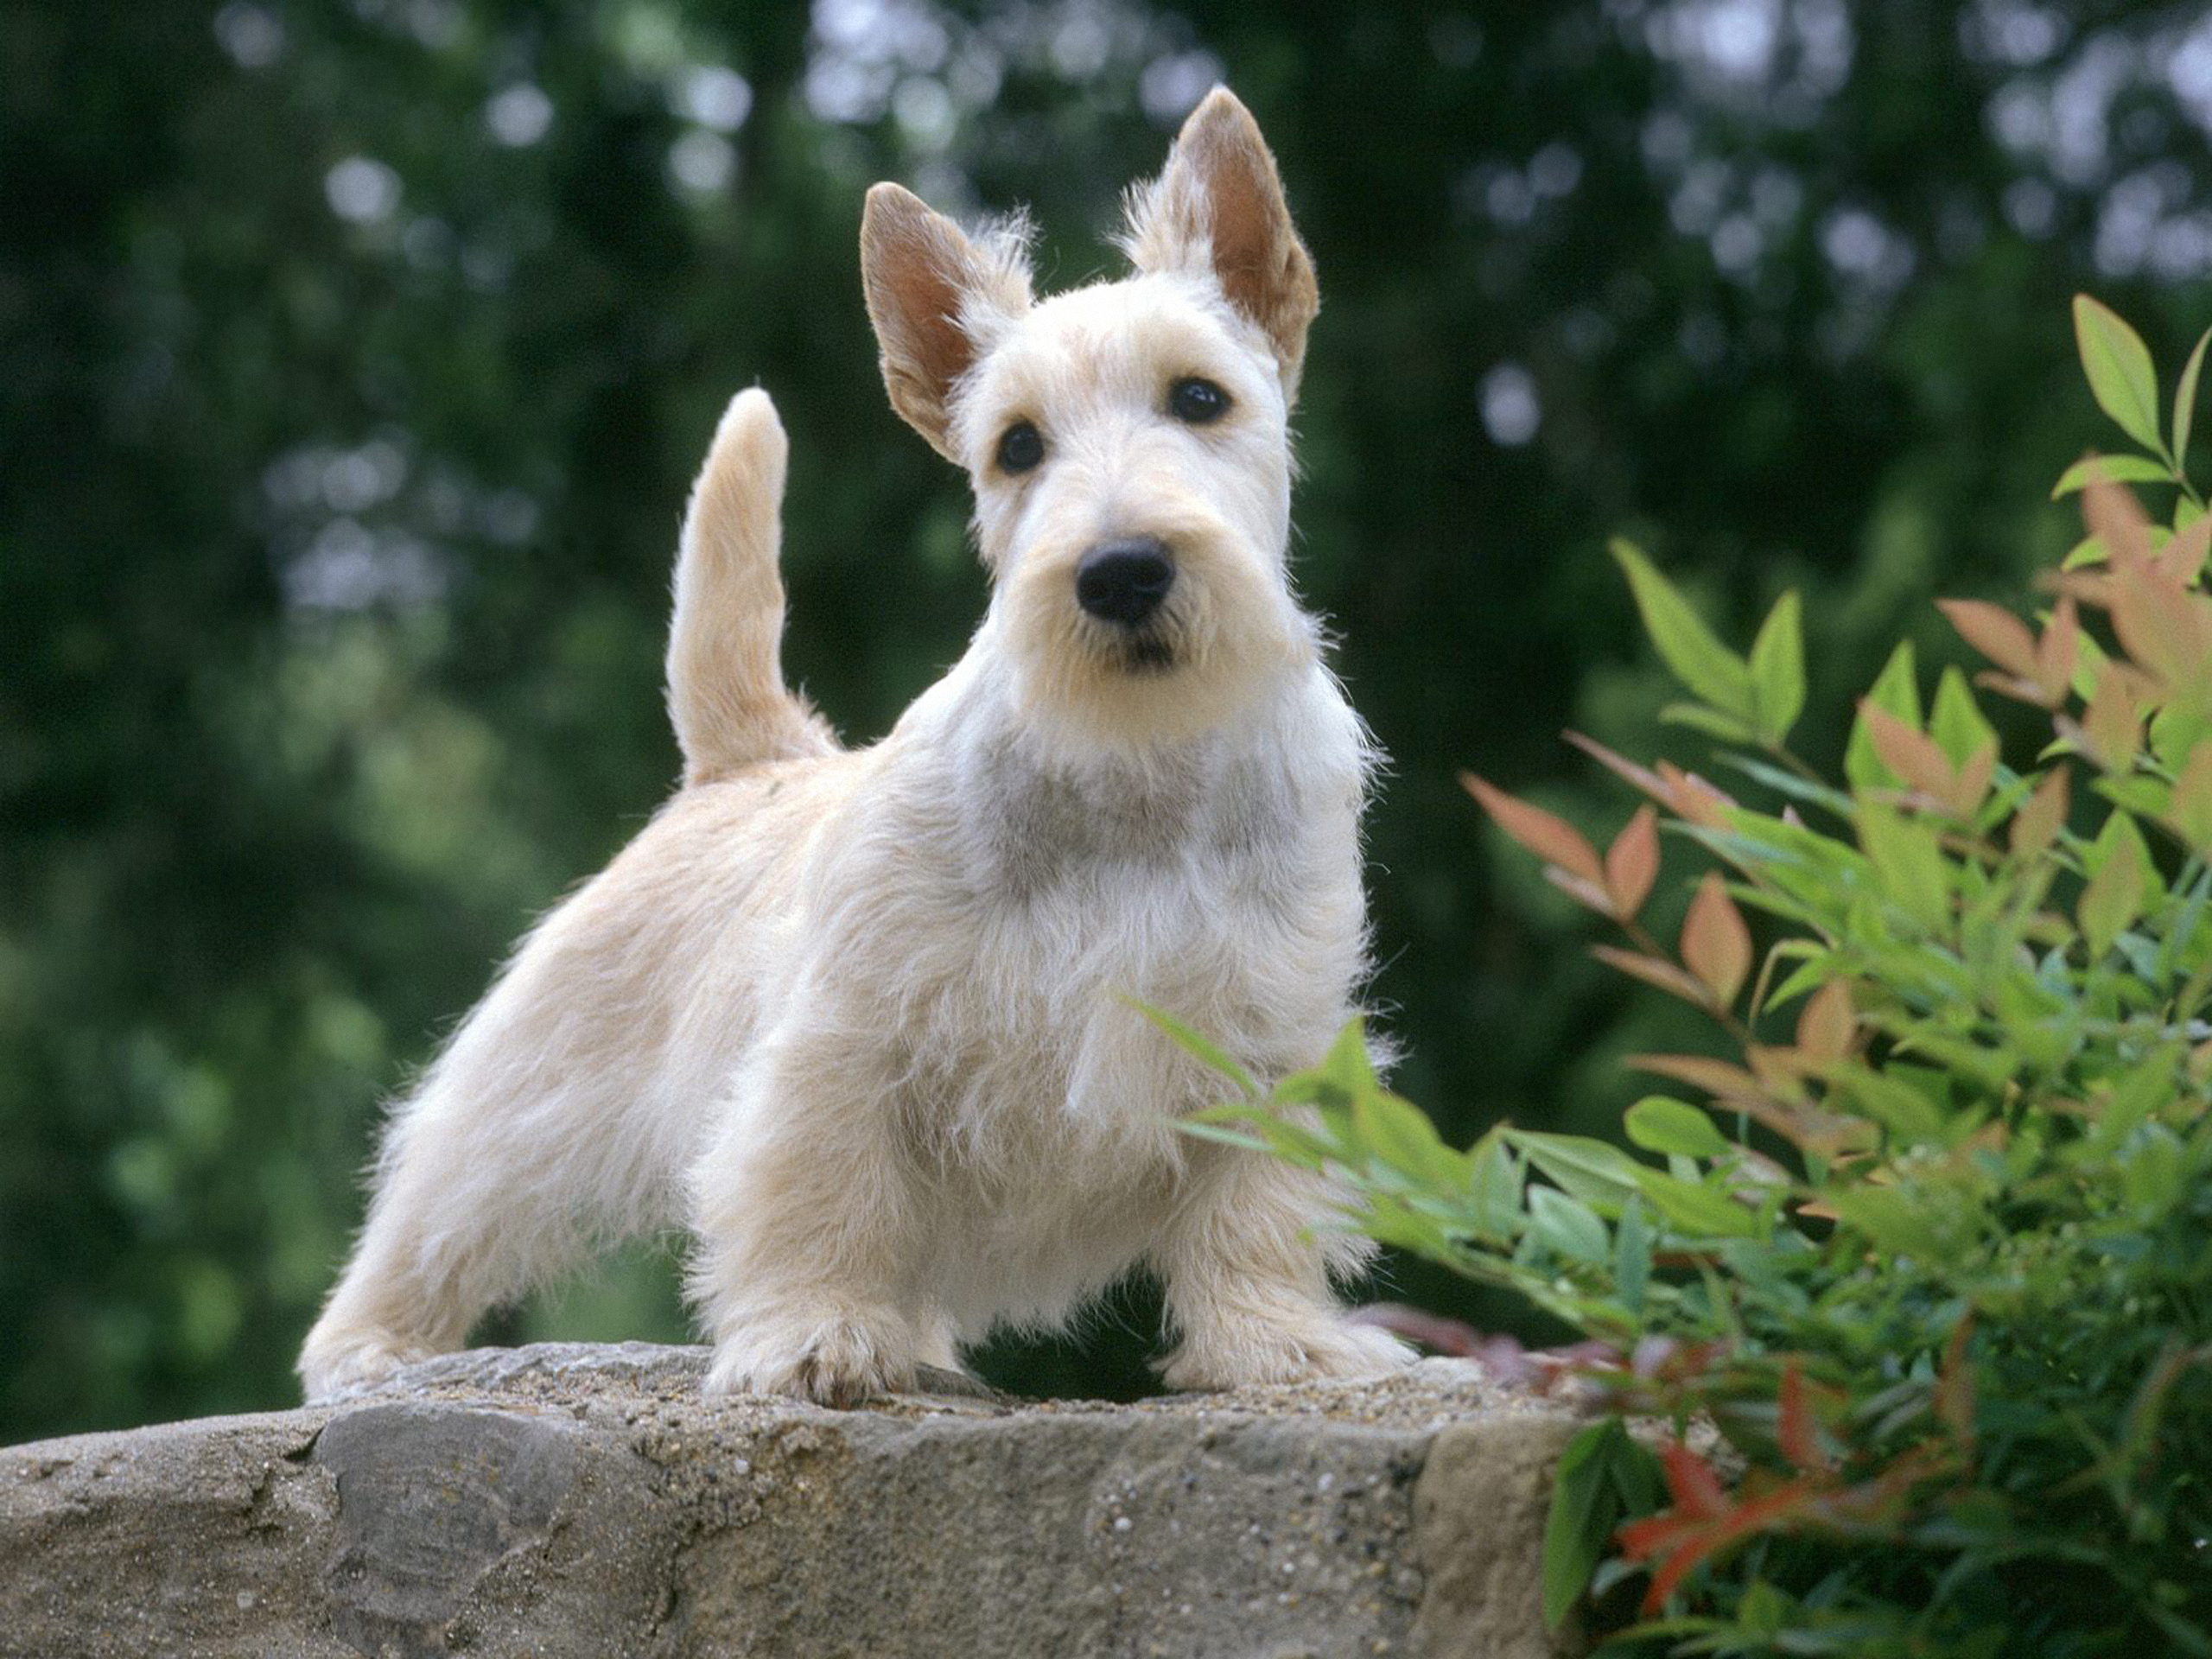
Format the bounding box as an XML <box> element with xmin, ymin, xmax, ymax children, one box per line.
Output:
<box><xmin>965</xmin><ymin>732</ymin><xmax>1295</xmax><ymax>901</ymax></box>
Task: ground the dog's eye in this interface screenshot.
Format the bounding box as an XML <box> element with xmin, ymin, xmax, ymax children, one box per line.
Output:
<box><xmin>996</xmin><ymin>421</ymin><xmax>1045</xmax><ymax>474</ymax></box>
<box><xmin>1167</xmin><ymin>377</ymin><xmax>1230</xmax><ymax>425</ymax></box>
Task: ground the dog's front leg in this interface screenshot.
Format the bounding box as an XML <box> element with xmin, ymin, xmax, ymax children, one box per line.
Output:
<box><xmin>685</xmin><ymin>1031</ymin><xmax>931</xmax><ymax>1407</ymax></box>
<box><xmin>1153</xmin><ymin>1147</ymin><xmax>1412</xmax><ymax>1391</ymax></box>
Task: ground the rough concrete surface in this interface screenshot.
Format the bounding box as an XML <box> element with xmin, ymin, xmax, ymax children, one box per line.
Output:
<box><xmin>0</xmin><ymin>1344</ymin><xmax>1583</xmax><ymax>1659</ymax></box>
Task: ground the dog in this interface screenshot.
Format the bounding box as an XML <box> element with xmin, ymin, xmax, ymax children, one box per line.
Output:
<box><xmin>298</xmin><ymin>87</ymin><xmax>1409</xmax><ymax>1408</ymax></box>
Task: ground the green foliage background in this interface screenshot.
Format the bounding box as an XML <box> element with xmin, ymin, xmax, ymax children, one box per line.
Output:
<box><xmin>4</xmin><ymin>0</ymin><xmax>2210</xmax><ymax>1441</ymax></box>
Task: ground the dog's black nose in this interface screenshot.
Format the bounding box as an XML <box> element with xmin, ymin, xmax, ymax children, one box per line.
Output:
<box><xmin>1075</xmin><ymin>537</ymin><xmax>1175</xmax><ymax>626</ymax></box>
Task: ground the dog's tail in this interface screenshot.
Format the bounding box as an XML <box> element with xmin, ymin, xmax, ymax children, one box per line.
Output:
<box><xmin>666</xmin><ymin>388</ymin><xmax>838</xmax><ymax>785</ymax></box>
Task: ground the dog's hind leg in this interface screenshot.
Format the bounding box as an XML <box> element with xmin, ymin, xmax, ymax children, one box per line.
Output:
<box><xmin>298</xmin><ymin>886</ymin><xmax>704</xmax><ymax>1399</ymax></box>
<box><xmin>665</xmin><ymin>387</ymin><xmax>837</xmax><ymax>785</ymax></box>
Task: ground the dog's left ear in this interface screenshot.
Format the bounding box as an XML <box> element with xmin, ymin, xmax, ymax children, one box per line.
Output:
<box><xmin>1122</xmin><ymin>87</ymin><xmax>1319</xmax><ymax>401</ymax></box>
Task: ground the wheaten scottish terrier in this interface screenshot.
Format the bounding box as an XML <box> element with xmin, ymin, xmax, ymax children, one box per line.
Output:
<box><xmin>299</xmin><ymin>88</ymin><xmax>1408</xmax><ymax>1407</ymax></box>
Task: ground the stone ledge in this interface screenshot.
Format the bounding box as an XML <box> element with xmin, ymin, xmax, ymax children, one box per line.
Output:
<box><xmin>0</xmin><ymin>1343</ymin><xmax>1581</xmax><ymax>1659</ymax></box>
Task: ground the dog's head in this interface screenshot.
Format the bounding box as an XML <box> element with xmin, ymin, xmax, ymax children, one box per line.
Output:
<box><xmin>860</xmin><ymin>88</ymin><xmax>1321</xmax><ymax>752</ymax></box>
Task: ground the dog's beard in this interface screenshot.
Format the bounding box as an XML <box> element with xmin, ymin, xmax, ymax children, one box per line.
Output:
<box><xmin>1116</xmin><ymin>630</ymin><xmax>1177</xmax><ymax>675</ymax></box>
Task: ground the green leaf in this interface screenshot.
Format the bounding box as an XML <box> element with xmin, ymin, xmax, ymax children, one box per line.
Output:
<box><xmin>2051</xmin><ymin>454</ymin><xmax>2175</xmax><ymax>498</ymax></box>
<box><xmin>1351</xmin><ymin>1088</ymin><xmax>1466</xmax><ymax>1186</ymax></box>
<box><xmin>1658</xmin><ymin>702</ymin><xmax>1759</xmax><ymax>743</ymax></box>
<box><xmin>1132</xmin><ymin>1001</ymin><xmax>1260</xmax><ymax>1100</ymax></box>
<box><xmin>2073</xmin><ymin>295</ymin><xmax>2164</xmax><ymax>456</ymax></box>
<box><xmin>1825</xmin><ymin>1186</ymin><xmax>1949</xmax><ymax>1259</ymax></box>
<box><xmin>1529</xmin><ymin>1186</ymin><xmax>1610</xmax><ymax>1262</ymax></box>
<box><xmin>1319</xmin><ymin>1016</ymin><xmax>1378</xmax><ymax>1096</ymax></box>
<box><xmin>1748</xmin><ymin>590</ymin><xmax>1806</xmax><ymax>744</ymax></box>
<box><xmin>1857</xmin><ymin>803</ymin><xmax>1951</xmax><ymax>930</ymax></box>
<box><xmin>1929</xmin><ymin>667</ymin><xmax>1999</xmax><ymax>771</ymax></box>
<box><xmin>1624</xmin><ymin>1096</ymin><xmax>1732</xmax><ymax>1159</ymax></box>
<box><xmin>1846</xmin><ymin>642</ymin><xmax>1923</xmax><ymax>790</ymax></box>
<box><xmin>1614</xmin><ymin>1198</ymin><xmax>1651</xmax><ymax>1318</ymax></box>
<box><xmin>1504</xmin><ymin>1129</ymin><xmax>1648</xmax><ymax>1210</ymax></box>
<box><xmin>2175</xmin><ymin>325</ymin><xmax>2210</xmax><ymax>468</ymax></box>
<box><xmin>1835</xmin><ymin>1066</ymin><xmax>1949</xmax><ymax>1146</ymax></box>
<box><xmin>1612</xmin><ymin>539</ymin><xmax>1756</xmax><ymax>717</ymax></box>
<box><xmin>1542</xmin><ymin>1420</ymin><xmax>1630</xmax><ymax>1630</ymax></box>
<box><xmin>1467</xmin><ymin>1131</ymin><xmax>1526</xmax><ymax>1241</ymax></box>
<box><xmin>2080</xmin><ymin>811</ymin><xmax>2151</xmax><ymax>960</ymax></box>
<box><xmin>1631</xmin><ymin>1167</ymin><xmax>1764</xmax><ymax>1237</ymax></box>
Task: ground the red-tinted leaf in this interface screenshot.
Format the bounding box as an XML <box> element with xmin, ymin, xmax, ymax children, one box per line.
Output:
<box><xmin>1606</xmin><ymin>805</ymin><xmax>1661</xmax><ymax>918</ymax></box>
<box><xmin>1859</xmin><ymin>702</ymin><xmax>1955</xmax><ymax>804</ymax></box>
<box><xmin>2107</xmin><ymin>555</ymin><xmax>2206</xmax><ymax>688</ymax></box>
<box><xmin>1777</xmin><ymin>1363</ymin><xmax>1829</xmax><ymax>1473</ymax></box>
<box><xmin>1462</xmin><ymin>772</ymin><xmax>1605</xmax><ymax>885</ymax></box>
<box><xmin>1629</xmin><ymin>1052</ymin><xmax>1767</xmax><ymax>1100</ymax></box>
<box><xmin>2036</xmin><ymin>597</ymin><xmax>2081</xmax><ymax>702</ymax></box>
<box><xmin>1565</xmin><ymin>730</ymin><xmax>1671</xmax><ymax>804</ymax></box>
<box><xmin>2169</xmin><ymin>746</ymin><xmax>2212</xmax><ymax>852</ymax></box>
<box><xmin>1659</xmin><ymin>1440</ymin><xmax>1730</xmax><ymax>1518</ymax></box>
<box><xmin>1544</xmin><ymin>866</ymin><xmax>1618</xmax><ymax>918</ymax></box>
<box><xmin>1937</xmin><ymin>598</ymin><xmax>2037</xmax><ymax>680</ymax></box>
<box><xmin>2082</xmin><ymin>477</ymin><xmax>2154</xmax><ymax>569</ymax></box>
<box><xmin>1937</xmin><ymin>1316</ymin><xmax>1976</xmax><ymax>1447</ymax></box>
<box><xmin>1657</xmin><ymin>764</ymin><xmax>1737</xmax><ymax>830</ymax></box>
<box><xmin>2080</xmin><ymin>661</ymin><xmax>2145</xmax><ymax>772</ymax></box>
<box><xmin>2153</xmin><ymin>513</ymin><xmax>2212</xmax><ymax>587</ymax></box>
<box><xmin>1949</xmin><ymin>740</ymin><xmax>1998</xmax><ymax>818</ymax></box>
<box><xmin>1795</xmin><ymin>981</ymin><xmax>1855</xmax><ymax>1066</ymax></box>
<box><xmin>1592</xmin><ymin>945</ymin><xmax>1712</xmax><ymax>1008</ymax></box>
<box><xmin>1681</xmin><ymin>872</ymin><xmax>1752</xmax><ymax>1007</ymax></box>
<box><xmin>2011</xmin><ymin>766</ymin><xmax>2071</xmax><ymax>860</ymax></box>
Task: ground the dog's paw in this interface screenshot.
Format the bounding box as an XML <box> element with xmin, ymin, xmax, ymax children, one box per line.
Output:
<box><xmin>703</xmin><ymin>1313</ymin><xmax>916</xmax><ymax>1408</ymax></box>
<box><xmin>298</xmin><ymin>1327</ymin><xmax>434</xmax><ymax>1402</ymax></box>
<box><xmin>1159</xmin><ymin>1314</ymin><xmax>1415</xmax><ymax>1392</ymax></box>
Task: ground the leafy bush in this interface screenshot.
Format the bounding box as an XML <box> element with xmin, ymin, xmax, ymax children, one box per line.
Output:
<box><xmin>1167</xmin><ymin>298</ymin><xmax>2212</xmax><ymax>1656</ymax></box>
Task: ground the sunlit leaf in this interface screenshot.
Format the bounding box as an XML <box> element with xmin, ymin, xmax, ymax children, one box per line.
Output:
<box><xmin>1857</xmin><ymin>804</ymin><xmax>1950</xmax><ymax>929</ymax></box>
<box><xmin>1748</xmin><ymin>590</ymin><xmax>1806</xmax><ymax>744</ymax></box>
<box><xmin>1612</xmin><ymin>539</ymin><xmax>1756</xmax><ymax>717</ymax></box>
<box><xmin>1929</xmin><ymin>668</ymin><xmax>1998</xmax><ymax>772</ymax></box>
<box><xmin>2174</xmin><ymin>324</ymin><xmax>2210</xmax><ymax>467</ymax></box>
<box><xmin>2073</xmin><ymin>294</ymin><xmax>2164</xmax><ymax>454</ymax></box>
<box><xmin>1624</xmin><ymin>1096</ymin><xmax>1732</xmax><ymax>1159</ymax></box>
<box><xmin>2050</xmin><ymin>453</ymin><xmax>2177</xmax><ymax>498</ymax></box>
<box><xmin>2079</xmin><ymin>812</ymin><xmax>2149</xmax><ymax>959</ymax></box>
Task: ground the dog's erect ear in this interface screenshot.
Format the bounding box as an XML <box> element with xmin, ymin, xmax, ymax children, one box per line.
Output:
<box><xmin>861</xmin><ymin>184</ymin><xmax>1032</xmax><ymax>462</ymax></box>
<box><xmin>1122</xmin><ymin>87</ymin><xmax>1319</xmax><ymax>400</ymax></box>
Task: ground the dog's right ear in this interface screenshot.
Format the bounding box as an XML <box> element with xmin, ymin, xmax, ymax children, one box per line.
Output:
<box><xmin>861</xmin><ymin>184</ymin><xmax>1032</xmax><ymax>463</ymax></box>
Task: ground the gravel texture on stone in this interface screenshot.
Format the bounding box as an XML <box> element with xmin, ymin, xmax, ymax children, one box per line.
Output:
<box><xmin>0</xmin><ymin>1343</ymin><xmax>1583</xmax><ymax>1659</ymax></box>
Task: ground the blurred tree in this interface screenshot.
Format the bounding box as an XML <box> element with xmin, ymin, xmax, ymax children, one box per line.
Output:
<box><xmin>3</xmin><ymin>0</ymin><xmax>2209</xmax><ymax>1439</ymax></box>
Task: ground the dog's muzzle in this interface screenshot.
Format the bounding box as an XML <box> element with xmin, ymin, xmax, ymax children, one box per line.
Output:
<box><xmin>1075</xmin><ymin>537</ymin><xmax>1175</xmax><ymax>627</ymax></box>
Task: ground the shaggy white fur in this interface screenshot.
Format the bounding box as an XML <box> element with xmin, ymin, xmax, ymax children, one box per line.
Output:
<box><xmin>298</xmin><ymin>87</ymin><xmax>1411</xmax><ymax>1407</ymax></box>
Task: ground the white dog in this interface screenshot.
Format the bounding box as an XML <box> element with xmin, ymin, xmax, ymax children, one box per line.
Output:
<box><xmin>298</xmin><ymin>87</ymin><xmax>1408</xmax><ymax>1407</ymax></box>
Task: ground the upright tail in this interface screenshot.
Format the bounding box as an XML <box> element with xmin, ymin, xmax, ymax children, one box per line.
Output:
<box><xmin>666</xmin><ymin>388</ymin><xmax>837</xmax><ymax>785</ymax></box>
